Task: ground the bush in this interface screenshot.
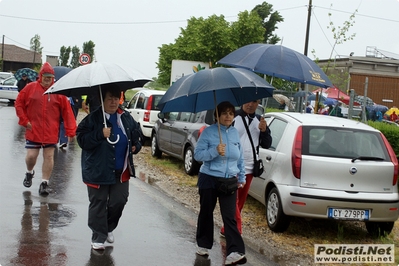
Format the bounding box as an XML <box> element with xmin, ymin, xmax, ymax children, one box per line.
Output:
<box><xmin>367</xmin><ymin>121</ymin><xmax>399</xmax><ymax>156</ymax></box>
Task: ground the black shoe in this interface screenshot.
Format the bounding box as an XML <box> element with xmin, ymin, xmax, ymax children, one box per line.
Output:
<box><xmin>39</xmin><ymin>181</ymin><xmax>49</xmax><ymax>196</ymax></box>
<box><xmin>23</xmin><ymin>171</ymin><xmax>35</xmax><ymax>188</ymax></box>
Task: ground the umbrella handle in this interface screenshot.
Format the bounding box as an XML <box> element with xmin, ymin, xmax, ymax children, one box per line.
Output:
<box><xmin>107</xmin><ymin>135</ymin><xmax>120</xmax><ymax>144</ymax></box>
<box><xmin>99</xmin><ymin>85</ymin><xmax>120</xmax><ymax>144</ymax></box>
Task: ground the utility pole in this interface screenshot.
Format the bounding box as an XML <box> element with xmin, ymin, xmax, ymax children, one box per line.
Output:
<box><xmin>1</xmin><ymin>35</ymin><xmax>4</xmax><ymax>71</ymax></box>
<box><xmin>303</xmin><ymin>0</ymin><xmax>312</xmax><ymax>56</ymax></box>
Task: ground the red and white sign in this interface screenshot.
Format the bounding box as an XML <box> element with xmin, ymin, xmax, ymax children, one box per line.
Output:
<box><xmin>79</xmin><ymin>53</ymin><xmax>91</xmax><ymax>65</ymax></box>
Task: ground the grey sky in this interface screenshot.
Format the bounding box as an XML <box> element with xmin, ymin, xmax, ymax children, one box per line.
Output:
<box><xmin>0</xmin><ymin>0</ymin><xmax>398</xmax><ymax>78</ymax></box>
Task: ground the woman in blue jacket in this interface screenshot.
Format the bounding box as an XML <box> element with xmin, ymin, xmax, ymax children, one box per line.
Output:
<box><xmin>76</xmin><ymin>85</ymin><xmax>142</xmax><ymax>250</ymax></box>
<box><xmin>194</xmin><ymin>101</ymin><xmax>247</xmax><ymax>265</ymax></box>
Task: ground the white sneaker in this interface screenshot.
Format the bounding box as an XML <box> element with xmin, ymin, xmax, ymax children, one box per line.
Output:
<box><xmin>107</xmin><ymin>232</ymin><xmax>114</xmax><ymax>243</ymax></box>
<box><xmin>91</xmin><ymin>242</ymin><xmax>105</xmax><ymax>250</ymax></box>
<box><xmin>225</xmin><ymin>252</ymin><xmax>246</xmax><ymax>265</ymax></box>
<box><xmin>196</xmin><ymin>244</ymin><xmax>209</xmax><ymax>256</ymax></box>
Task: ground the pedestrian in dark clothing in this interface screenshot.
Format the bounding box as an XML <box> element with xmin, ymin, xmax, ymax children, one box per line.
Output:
<box><xmin>17</xmin><ymin>74</ymin><xmax>31</xmax><ymax>92</ymax></box>
<box><xmin>76</xmin><ymin>86</ymin><xmax>143</xmax><ymax>251</ymax></box>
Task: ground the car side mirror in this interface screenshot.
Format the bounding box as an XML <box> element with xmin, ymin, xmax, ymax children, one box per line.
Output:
<box><xmin>158</xmin><ymin>112</ymin><xmax>165</xmax><ymax>120</ymax></box>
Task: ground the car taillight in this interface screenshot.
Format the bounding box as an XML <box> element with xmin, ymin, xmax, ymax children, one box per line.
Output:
<box><xmin>146</xmin><ymin>96</ymin><xmax>153</xmax><ymax>111</ymax></box>
<box><xmin>198</xmin><ymin>125</ymin><xmax>207</xmax><ymax>138</ymax></box>
<box><xmin>380</xmin><ymin>133</ymin><xmax>398</xmax><ymax>185</ymax></box>
<box><xmin>291</xmin><ymin>126</ymin><xmax>302</xmax><ymax>179</ymax></box>
<box><xmin>143</xmin><ymin>111</ymin><xmax>150</xmax><ymax>122</ymax></box>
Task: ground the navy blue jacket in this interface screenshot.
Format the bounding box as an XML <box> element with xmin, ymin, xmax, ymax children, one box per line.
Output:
<box><xmin>76</xmin><ymin>108</ymin><xmax>142</xmax><ymax>185</ymax></box>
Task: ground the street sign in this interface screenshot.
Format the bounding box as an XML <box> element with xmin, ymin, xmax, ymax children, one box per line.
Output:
<box><xmin>79</xmin><ymin>53</ymin><xmax>91</xmax><ymax>65</ymax></box>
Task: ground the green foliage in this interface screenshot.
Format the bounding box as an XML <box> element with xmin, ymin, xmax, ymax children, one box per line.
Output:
<box><xmin>82</xmin><ymin>41</ymin><xmax>95</xmax><ymax>64</ymax></box>
<box><xmin>30</xmin><ymin>34</ymin><xmax>43</xmax><ymax>54</ymax></box>
<box><xmin>157</xmin><ymin>1</ymin><xmax>283</xmax><ymax>86</ymax></box>
<box><xmin>70</xmin><ymin>46</ymin><xmax>80</xmax><ymax>68</ymax></box>
<box><xmin>59</xmin><ymin>46</ymin><xmax>71</xmax><ymax>66</ymax></box>
<box><xmin>368</xmin><ymin>121</ymin><xmax>399</xmax><ymax>156</ymax></box>
<box><xmin>252</xmin><ymin>2</ymin><xmax>284</xmax><ymax>44</ymax></box>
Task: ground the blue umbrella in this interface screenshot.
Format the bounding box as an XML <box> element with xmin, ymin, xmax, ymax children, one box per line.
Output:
<box><xmin>53</xmin><ymin>66</ymin><xmax>72</xmax><ymax>82</ymax></box>
<box><xmin>323</xmin><ymin>98</ymin><xmax>338</xmax><ymax>106</ymax></box>
<box><xmin>308</xmin><ymin>93</ymin><xmax>327</xmax><ymax>102</ymax></box>
<box><xmin>14</xmin><ymin>68</ymin><xmax>37</xmax><ymax>81</ymax></box>
<box><xmin>217</xmin><ymin>43</ymin><xmax>333</xmax><ymax>88</ymax></box>
<box><xmin>293</xmin><ymin>90</ymin><xmax>312</xmax><ymax>98</ymax></box>
<box><xmin>157</xmin><ymin>67</ymin><xmax>275</xmax><ymax>114</ymax></box>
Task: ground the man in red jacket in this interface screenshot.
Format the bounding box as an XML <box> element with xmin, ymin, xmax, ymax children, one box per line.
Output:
<box><xmin>15</xmin><ymin>62</ymin><xmax>77</xmax><ymax>196</ymax></box>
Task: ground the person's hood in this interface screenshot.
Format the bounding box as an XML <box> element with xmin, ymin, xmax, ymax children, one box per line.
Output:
<box><xmin>38</xmin><ymin>62</ymin><xmax>55</xmax><ymax>86</ymax></box>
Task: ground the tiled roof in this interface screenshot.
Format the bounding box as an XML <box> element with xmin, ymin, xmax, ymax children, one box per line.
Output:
<box><xmin>0</xmin><ymin>44</ymin><xmax>42</xmax><ymax>64</ymax></box>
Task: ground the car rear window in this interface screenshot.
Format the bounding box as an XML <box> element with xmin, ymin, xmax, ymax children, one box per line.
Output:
<box><xmin>150</xmin><ymin>95</ymin><xmax>164</xmax><ymax>110</ymax></box>
<box><xmin>302</xmin><ymin>127</ymin><xmax>390</xmax><ymax>160</ymax></box>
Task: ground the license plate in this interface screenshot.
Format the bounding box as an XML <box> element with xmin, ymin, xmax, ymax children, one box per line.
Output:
<box><xmin>328</xmin><ymin>208</ymin><xmax>369</xmax><ymax>221</ymax></box>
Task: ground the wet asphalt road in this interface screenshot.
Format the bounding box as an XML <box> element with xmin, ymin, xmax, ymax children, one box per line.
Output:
<box><xmin>0</xmin><ymin>103</ymin><xmax>276</xmax><ymax>266</ymax></box>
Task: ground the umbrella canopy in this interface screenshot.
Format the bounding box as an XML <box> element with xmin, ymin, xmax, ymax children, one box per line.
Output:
<box><xmin>323</xmin><ymin>98</ymin><xmax>338</xmax><ymax>106</ymax></box>
<box><xmin>45</xmin><ymin>62</ymin><xmax>152</xmax><ymax>97</ymax></box>
<box><xmin>322</xmin><ymin>86</ymin><xmax>352</xmax><ymax>105</ymax></box>
<box><xmin>385</xmin><ymin>107</ymin><xmax>399</xmax><ymax>116</ymax></box>
<box><xmin>157</xmin><ymin>67</ymin><xmax>274</xmax><ymax>114</ymax></box>
<box><xmin>217</xmin><ymin>43</ymin><xmax>333</xmax><ymax>88</ymax></box>
<box><xmin>45</xmin><ymin>62</ymin><xmax>152</xmax><ymax>144</ymax></box>
<box><xmin>308</xmin><ymin>93</ymin><xmax>327</xmax><ymax>102</ymax></box>
<box><xmin>53</xmin><ymin>66</ymin><xmax>72</xmax><ymax>82</ymax></box>
<box><xmin>293</xmin><ymin>90</ymin><xmax>312</xmax><ymax>98</ymax></box>
<box><xmin>273</xmin><ymin>94</ymin><xmax>290</xmax><ymax>105</ymax></box>
<box><xmin>14</xmin><ymin>68</ymin><xmax>37</xmax><ymax>81</ymax></box>
<box><xmin>354</xmin><ymin>95</ymin><xmax>374</xmax><ymax>106</ymax></box>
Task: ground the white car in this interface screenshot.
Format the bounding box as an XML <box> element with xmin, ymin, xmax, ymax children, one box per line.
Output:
<box><xmin>126</xmin><ymin>89</ymin><xmax>166</xmax><ymax>139</ymax></box>
<box><xmin>250</xmin><ymin>112</ymin><xmax>398</xmax><ymax>236</ymax></box>
<box><xmin>0</xmin><ymin>72</ymin><xmax>13</xmax><ymax>81</ymax></box>
<box><xmin>0</xmin><ymin>76</ymin><xmax>18</xmax><ymax>103</ymax></box>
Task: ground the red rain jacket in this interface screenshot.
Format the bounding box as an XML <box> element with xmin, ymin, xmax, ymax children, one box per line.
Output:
<box><xmin>15</xmin><ymin>63</ymin><xmax>76</xmax><ymax>144</ymax></box>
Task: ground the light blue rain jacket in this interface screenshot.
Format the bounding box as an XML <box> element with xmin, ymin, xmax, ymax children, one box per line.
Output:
<box><xmin>194</xmin><ymin>123</ymin><xmax>245</xmax><ymax>184</ymax></box>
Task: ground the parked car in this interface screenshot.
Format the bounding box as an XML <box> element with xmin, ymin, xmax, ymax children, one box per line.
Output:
<box><xmin>151</xmin><ymin>105</ymin><xmax>265</xmax><ymax>175</ymax></box>
<box><xmin>151</xmin><ymin>110</ymin><xmax>214</xmax><ymax>175</ymax></box>
<box><xmin>0</xmin><ymin>72</ymin><xmax>13</xmax><ymax>81</ymax></box>
<box><xmin>125</xmin><ymin>89</ymin><xmax>166</xmax><ymax>140</ymax></box>
<box><xmin>250</xmin><ymin>112</ymin><xmax>399</xmax><ymax>235</ymax></box>
<box><xmin>0</xmin><ymin>76</ymin><xmax>18</xmax><ymax>103</ymax></box>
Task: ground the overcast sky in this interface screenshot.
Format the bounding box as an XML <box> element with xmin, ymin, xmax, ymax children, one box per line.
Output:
<box><xmin>0</xmin><ymin>0</ymin><xmax>398</xmax><ymax>79</ymax></box>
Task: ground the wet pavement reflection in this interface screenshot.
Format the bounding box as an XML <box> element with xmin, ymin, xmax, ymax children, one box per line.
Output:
<box><xmin>0</xmin><ymin>104</ymin><xmax>273</xmax><ymax>266</ymax></box>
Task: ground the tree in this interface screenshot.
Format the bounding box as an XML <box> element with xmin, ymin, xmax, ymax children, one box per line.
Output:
<box><xmin>82</xmin><ymin>40</ymin><xmax>95</xmax><ymax>64</ymax></box>
<box><xmin>70</xmin><ymin>46</ymin><xmax>80</xmax><ymax>68</ymax></box>
<box><xmin>59</xmin><ymin>46</ymin><xmax>71</xmax><ymax>67</ymax></box>
<box><xmin>157</xmin><ymin>2</ymin><xmax>283</xmax><ymax>86</ymax></box>
<box><xmin>30</xmin><ymin>34</ymin><xmax>43</xmax><ymax>54</ymax></box>
<box><xmin>252</xmin><ymin>2</ymin><xmax>284</xmax><ymax>44</ymax></box>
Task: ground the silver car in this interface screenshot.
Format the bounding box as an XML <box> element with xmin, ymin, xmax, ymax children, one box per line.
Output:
<box><xmin>250</xmin><ymin>112</ymin><xmax>399</xmax><ymax>236</ymax></box>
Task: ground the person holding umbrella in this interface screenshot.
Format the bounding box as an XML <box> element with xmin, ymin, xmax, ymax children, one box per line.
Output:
<box><xmin>194</xmin><ymin>101</ymin><xmax>247</xmax><ymax>265</ymax></box>
<box><xmin>219</xmin><ymin>99</ymin><xmax>272</xmax><ymax>238</ymax></box>
<box><xmin>17</xmin><ymin>73</ymin><xmax>31</xmax><ymax>92</ymax></box>
<box><xmin>76</xmin><ymin>85</ymin><xmax>143</xmax><ymax>250</ymax></box>
<box><xmin>15</xmin><ymin>62</ymin><xmax>77</xmax><ymax>196</ymax></box>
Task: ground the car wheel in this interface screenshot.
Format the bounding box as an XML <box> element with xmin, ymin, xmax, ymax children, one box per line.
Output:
<box><xmin>151</xmin><ymin>134</ymin><xmax>162</xmax><ymax>158</ymax></box>
<box><xmin>365</xmin><ymin>221</ymin><xmax>394</xmax><ymax>237</ymax></box>
<box><xmin>266</xmin><ymin>187</ymin><xmax>290</xmax><ymax>232</ymax></box>
<box><xmin>184</xmin><ymin>146</ymin><xmax>200</xmax><ymax>175</ymax></box>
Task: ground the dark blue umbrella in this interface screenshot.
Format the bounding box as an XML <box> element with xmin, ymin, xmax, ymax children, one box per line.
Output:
<box><xmin>308</xmin><ymin>93</ymin><xmax>327</xmax><ymax>102</ymax></box>
<box><xmin>323</xmin><ymin>98</ymin><xmax>338</xmax><ymax>106</ymax></box>
<box><xmin>53</xmin><ymin>66</ymin><xmax>72</xmax><ymax>82</ymax></box>
<box><xmin>217</xmin><ymin>43</ymin><xmax>333</xmax><ymax>88</ymax></box>
<box><xmin>14</xmin><ymin>68</ymin><xmax>37</xmax><ymax>81</ymax></box>
<box><xmin>293</xmin><ymin>90</ymin><xmax>312</xmax><ymax>98</ymax></box>
<box><xmin>157</xmin><ymin>67</ymin><xmax>275</xmax><ymax>113</ymax></box>
<box><xmin>367</xmin><ymin>104</ymin><xmax>388</xmax><ymax>113</ymax></box>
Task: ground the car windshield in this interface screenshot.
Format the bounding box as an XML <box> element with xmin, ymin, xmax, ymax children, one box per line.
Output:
<box><xmin>303</xmin><ymin>127</ymin><xmax>389</xmax><ymax>160</ymax></box>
